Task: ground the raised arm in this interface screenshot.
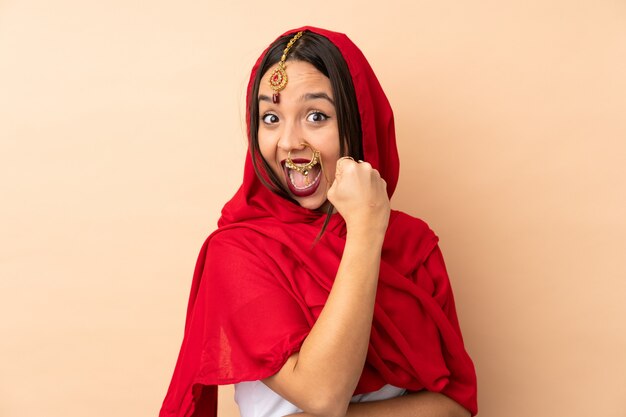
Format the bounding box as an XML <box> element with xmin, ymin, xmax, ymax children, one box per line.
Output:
<box><xmin>262</xmin><ymin>159</ymin><xmax>390</xmax><ymax>417</ymax></box>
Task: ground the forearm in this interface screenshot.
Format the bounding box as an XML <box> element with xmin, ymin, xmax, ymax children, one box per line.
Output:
<box><xmin>345</xmin><ymin>391</ymin><xmax>471</xmax><ymax>417</ymax></box>
<box><xmin>296</xmin><ymin>229</ymin><xmax>383</xmax><ymax>401</ymax></box>
<box><xmin>263</xmin><ymin>229</ymin><xmax>384</xmax><ymax>416</ymax></box>
<box><xmin>285</xmin><ymin>391</ymin><xmax>471</xmax><ymax>417</ymax></box>
<box><xmin>263</xmin><ymin>159</ymin><xmax>391</xmax><ymax>417</ymax></box>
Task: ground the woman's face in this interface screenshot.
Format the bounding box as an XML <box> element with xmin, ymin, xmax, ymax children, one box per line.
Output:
<box><xmin>258</xmin><ymin>60</ymin><xmax>340</xmax><ymax>211</ymax></box>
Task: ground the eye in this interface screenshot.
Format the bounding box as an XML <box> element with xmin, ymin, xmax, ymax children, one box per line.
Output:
<box><xmin>306</xmin><ymin>111</ymin><xmax>328</xmax><ymax>123</ymax></box>
<box><xmin>262</xmin><ymin>113</ymin><xmax>279</xmax><ymax>124</ymax></box>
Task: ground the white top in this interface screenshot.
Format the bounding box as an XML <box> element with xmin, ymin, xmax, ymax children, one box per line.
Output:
<box><xmin>234</xmin><ymin>381</ymin><xmax>406</xmax><ymax>417</ymax></box>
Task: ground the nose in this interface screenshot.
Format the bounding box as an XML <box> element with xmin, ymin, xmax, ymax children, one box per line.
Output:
<box><xmin>276</xmin><ymin>120</ymin><xmax>305</xmax><ymax>154</ymax></box>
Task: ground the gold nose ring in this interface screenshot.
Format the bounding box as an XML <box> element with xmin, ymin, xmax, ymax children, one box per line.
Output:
<box><xmin>285</xmin><ymin>143</ymin><xmax>321</xmax><ymax>177</ymax></box>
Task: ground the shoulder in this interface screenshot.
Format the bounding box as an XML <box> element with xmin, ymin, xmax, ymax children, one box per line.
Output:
<box><xmin>199</xmin><ymin>227</ymin><xmax>283</xmax><ymax>291</ymax></box>
<box><xmin>206</xmin><ymin>225</ymin><xmax>277</xmax><ymax>255</ymax></box>
<box><xmin>383</xmin><ymin>210</ymin><xmax>440</xmax><ymax>264</ymax></box>
<box><xmin>387</xmin><ymin>210</ymin><xmax>439</xmax><ymax>243</ymax></box>
<box><xmin>206</xmin><ymin>226</ymin><xmax>248</xmax><ymax>249</ymax></box>
<box><xmin>204</xmin><ymin>224</ymin><xmax>293</xmax><ymax>270</ymax></box>
<box><xmin>201</xmin><ymin>227</ymin><xmax>272</xmax><ymax>274</ymax></box>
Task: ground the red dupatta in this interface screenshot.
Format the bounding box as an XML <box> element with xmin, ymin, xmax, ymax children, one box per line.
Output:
<box><xmin>159</xmin><ymin>26</ymin><xmax>478</xmax><ymax>417</ymax></box>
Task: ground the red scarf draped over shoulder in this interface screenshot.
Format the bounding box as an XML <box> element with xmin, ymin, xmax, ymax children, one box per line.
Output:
<box><xmin>159</xmin><ymin>26</ymin><xmax>478</xmax><ymax>417</ymax></box>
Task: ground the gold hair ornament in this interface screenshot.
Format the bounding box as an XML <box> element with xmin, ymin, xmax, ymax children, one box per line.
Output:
<box><xmin>269</xmin><ymin>31</ymin><xmax>304</xmax><ymax>104</ymax></box>
<box><xmin>286</xmin><ymin>143</ymin><xmax>321</xmax><ymax>186</ymax></box>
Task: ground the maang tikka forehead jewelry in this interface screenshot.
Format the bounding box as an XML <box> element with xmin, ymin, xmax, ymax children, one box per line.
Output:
<box><xmin>268</xmin><ymin>31</ymin><xmax>304</xmax><ymax>104</ymax></box>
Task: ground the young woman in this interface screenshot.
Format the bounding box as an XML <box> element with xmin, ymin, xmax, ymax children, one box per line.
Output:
<box><xmin>160</xmin><ymin>27</ymin><xmax>478</xmax><ymax>417</ymax></box>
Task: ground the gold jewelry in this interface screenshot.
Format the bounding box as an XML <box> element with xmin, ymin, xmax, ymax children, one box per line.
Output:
<box><xmin>269</xmin><ymin>31</ymin><xmax>304</xmax><ymax>104</ymax></box>
<box><xmin>286</xmin><ymin>143</ymin><xmax>321</xmax><ymax>186</ymax></box>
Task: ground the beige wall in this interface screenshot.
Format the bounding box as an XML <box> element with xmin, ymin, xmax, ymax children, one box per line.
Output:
<box><xmin>1</xmin><ymin>1</ymin><xmax>625</xmax><ymax>416</ymax></box>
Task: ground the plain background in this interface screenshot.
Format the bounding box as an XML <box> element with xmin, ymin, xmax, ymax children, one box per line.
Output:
<box><xmin>1</xmin><ymin>1</ymin><xmax>625</xmax><ymax>416</ymax></box>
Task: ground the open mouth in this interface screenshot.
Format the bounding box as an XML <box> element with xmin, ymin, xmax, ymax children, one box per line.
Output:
<box><xmin>282</xmin><ymin>158</ymin><xmax>322</xmax><ymax>197</ymax></box>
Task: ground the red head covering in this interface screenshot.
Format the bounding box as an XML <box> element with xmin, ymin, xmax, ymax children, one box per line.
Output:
<box><xmin>159</xmin><ymin>26</ymin><xmax>477</xmax><ymax>417</ymax></box>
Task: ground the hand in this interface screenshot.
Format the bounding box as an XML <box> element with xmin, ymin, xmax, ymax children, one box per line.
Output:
<box><xmin>327</xmin><ymin>158</ymin><xmax>390</xmax><ymax>236</ymax></box>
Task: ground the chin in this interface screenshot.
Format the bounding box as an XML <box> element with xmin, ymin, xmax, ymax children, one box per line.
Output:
<box><xmin>291</xmin><ymin>184</ymin><xmax>328</xmax><ymax>210</ymax></box>
<box><xmin>293</xmin><ymin>192</ymin><xmax>328</xmax><ymax>211</ymax></box>
<box><xmin>279</xmin><ymin>172</ymin><xmax>329</xmax><ymax>211</ymax></box>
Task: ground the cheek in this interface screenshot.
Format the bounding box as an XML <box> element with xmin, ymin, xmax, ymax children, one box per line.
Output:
<box><xmin>323</xmin><ymin>161</ymin><xmax>336</xmax><ymax>183</ymax></box>
<box><xmin>318</xmin><ymin>132</ymin><xmax>341</xmax><ymax>182</ymax></box>
<box><xmin>320</xmin><ymin>141</ymin><xmax>340</xmax><ymax>181</ymax></box>
<box><xmin>257</xmin><ymin>130</ymin><xmax>276</xmax><ymax>163</ymax></box>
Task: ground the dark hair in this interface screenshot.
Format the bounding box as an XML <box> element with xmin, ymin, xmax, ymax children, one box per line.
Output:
<box><xmin>248</xmin><ymin>31</ymin><xmax>363</xmax><ymax>239</ymax></box>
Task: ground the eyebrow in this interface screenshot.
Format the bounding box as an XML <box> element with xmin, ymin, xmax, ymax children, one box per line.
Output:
<box><xmin>258</xmin><ymin>92</ymin><xmax>335</xmax><ymax>105</ymax></box>
<box><xmin>301</xmin><ymin>92</ymin><xmax>335</xmax><ymax>105</ymax></box>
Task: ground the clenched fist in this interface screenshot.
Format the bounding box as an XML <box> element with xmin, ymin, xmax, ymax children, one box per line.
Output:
<box><xmin>327</xmin><ymin>157</ymin><xmax>390</xmax><ymax>236</ymax></box>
